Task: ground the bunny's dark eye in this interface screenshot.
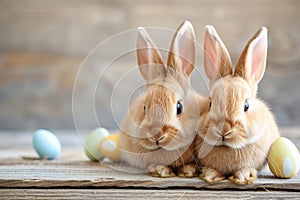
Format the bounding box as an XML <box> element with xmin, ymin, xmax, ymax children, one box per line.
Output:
<box><xmin>144</xmin><ymin>105</ymin><xmax>146</xmax><ymax>113</ymax></box>
<box><xmin>209</xmin><ymin>101</ymin><xmax>212</xmax><ymax>108</ymax></box>
<box><xmin>177</xmin><ymin>101</ymin><xmax>183</xmax><ymax>115</ymax></box>
<box><xmin>244</xmin><ymin>100</ymin><xmax>249</xmax><ymax>112</ymax></box>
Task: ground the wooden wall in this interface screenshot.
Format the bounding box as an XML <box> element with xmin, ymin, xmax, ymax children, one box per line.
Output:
<box><xmin>0</xmin><ymin>0</ymin><xmax>300</xmax><ymax>130</ymax></box>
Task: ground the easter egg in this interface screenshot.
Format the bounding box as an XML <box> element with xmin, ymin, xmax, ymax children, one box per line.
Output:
<box><xmin>98</xmin><ymin>133</ymin><xmax>120</xmax><ymax>161</ymax></box>
<box><xmin>268</xmin><ymin>137</ymin><xmax>300</xmax><ymax>178</ymax></box>
<box><xmin>33</xmin><ymin>129</ymin><xmax>61</xmax><ymax>160</ymax></box>
<box><xmin>85</xmin><ymin>127</ymin><xmax>109</xmax><ymax>161</ymax></box>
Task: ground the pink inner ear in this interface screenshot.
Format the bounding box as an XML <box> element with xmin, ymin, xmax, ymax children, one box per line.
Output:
<box><xmin>247</xmin><ymin>31</ymin><xmax>267</xmax><ymax>83</ymax></box>
<box><xmin>137</xmin><ymin>46</ymin><xmax>152</xmax><ymax>81</ymax></box>
<box><xmin>138</xmin><ymin>48</ymin><xmax>150</xmax><ymax>65</ymax></box>
<box><xmin>204</xmin><ymin>33</ymin><xmax>219</xmax><ymax>81</ymax></box>
<box><xmin>169</xmin><ymin>21</ymin><xmax>195</xmax><ymax>77</ymax></box>
<box><xmin>136</xmin><ymin>27</ymin><xmax>165</xmax><ymax>81</ymax></box>
<box><xmin>137</xmin><ymin>29</ymin><xmax>152</xmax><ymax>66</ymax></box>
<box><xmin>176</xmin><ymin>43</ymin><xmax>195</xmax><ymax>76</ymax></box>
<box><xmin>178</xmin><ymin>38</ymin><xmax>193</xmax><ymax>73</ymax></box>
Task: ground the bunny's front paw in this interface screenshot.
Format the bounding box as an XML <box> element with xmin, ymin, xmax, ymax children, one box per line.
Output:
<box><xmin>177</xmin><ymin>164</ymin><xmax>199</xmax><ymax>178</ymax></box>
<box><xmin>229</xmin><ymin>168</ymin><xmax>257</xmax><ymax>184</ymax></box>
<box><xmin>199</xmin><ymin>167</ymin><xmax>225</xmax><ymax>183</ymax></box>
<box><xmin>147</xmin><ymin>164</ymin><xmax>176</xmax><ymax>178</ymax></box>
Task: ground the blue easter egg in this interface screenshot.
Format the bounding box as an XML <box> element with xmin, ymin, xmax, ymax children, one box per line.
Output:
<box><xmin>33</xmin><ymin>129</ymin><xmax>61</xmax><ymax>160</ymax></box>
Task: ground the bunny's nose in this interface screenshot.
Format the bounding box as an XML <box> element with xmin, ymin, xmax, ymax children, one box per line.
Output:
<box><xmin>155</xmin><ymin>134</ymin><xmax>166</xmax><ymax>146</ymax></box>
<box><xmin>217</xmin><ymin>121</ymin><xmax>233</xmax><ymax>142</ymax></box>
<box><xmin>221</xmin><ymin>121</ymin><xmax>231</xmax><ymax>135</ymax></box>
<box><xmin>149</xmin><ymin>125</ymin><xmax>167</xmax><ymax>146</ymax></box>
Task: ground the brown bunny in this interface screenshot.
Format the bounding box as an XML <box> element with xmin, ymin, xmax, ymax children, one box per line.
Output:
<box><xmin>196</xmin><ymin>25</ymin><xmax>280</xmax><ymax>184</ymax></box>
<box><xmin>119</xmin><ymin>21</ymin><xmax>205</xmax><ymax>178</ymax></box>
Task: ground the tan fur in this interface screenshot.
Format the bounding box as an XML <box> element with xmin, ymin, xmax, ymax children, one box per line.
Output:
<box><xmin>120</xmin><ymin>82</ymin><xmax>201</xmax><ymax>170</ymax></box>
<box><xmin>197</xmin><ymin>26</ymin><xmax>280</xmax><ymax>184</ymax></box>
<box><xmin>119</xmin><ymin>21</ymin><xmax>204</xmax><ymax>177</ymax></box>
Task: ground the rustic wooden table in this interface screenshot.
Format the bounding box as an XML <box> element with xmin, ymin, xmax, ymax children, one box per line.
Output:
<box><xmin>0</xmin><ymin>128</ymin><xmax>299</xmax><ymax>199</ymax></box>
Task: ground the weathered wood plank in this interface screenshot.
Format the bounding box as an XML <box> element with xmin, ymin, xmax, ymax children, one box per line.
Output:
<box><xmin>0</xmin><ymin>130</ymin><xmax>299</xmax><ymax>190</ymax></box>
<box><xmin>0</xmin><ymin>189</ymin><xmax>300</xmax><ymax>200</ymax></box>
<box><xmin>0</xmin><ymin>150</ymin><xmax>299</xmax><ymax>190</ymax></box>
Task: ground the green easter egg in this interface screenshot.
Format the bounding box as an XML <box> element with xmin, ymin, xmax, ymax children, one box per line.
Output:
<box><xmin>85</xmin><ymin>127</ymin><xmax>109</xmax><ymax>161</ymax></box>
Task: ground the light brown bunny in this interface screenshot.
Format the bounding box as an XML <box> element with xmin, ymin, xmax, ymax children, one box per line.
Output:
<box><xmin>119</xmin><ymin>21</ymin><xmax>206</xmax><ymax>178</ymax></box>
<box><xmin>196</xmin><ymin>25</ymin><xmax>280</xmax><ymax>184</ymax></box>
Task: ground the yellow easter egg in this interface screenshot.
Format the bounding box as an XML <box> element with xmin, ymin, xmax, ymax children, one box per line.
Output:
<box><xmin>98</xmin><ymin>133</ymin><xmax>120</xmax><ymax>161</ymax></box>
<box><xmin>268</xmin><ymin>137</ymin><xmax>300</xmax><ymax>178</ymax></box>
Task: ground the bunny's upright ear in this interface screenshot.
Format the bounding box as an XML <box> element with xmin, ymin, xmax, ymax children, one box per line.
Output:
<box><xmin>234</xmin><ymin>27</ymin><xmax>268</xmax><ymax>85</ymax></box>
<box><xmin>203</xmin><ymin>25</ymin><xmax>232</xmax><ymax>85</ymax></box>
<box><xmin>167</xmin><ymin>21</ymin><xmax>195</xmax><ymax>77</ymax></box>
<box><xmin>137</xmin><ymin>27</ymin><xmax>166</xmax><ymax>82</ymax></box>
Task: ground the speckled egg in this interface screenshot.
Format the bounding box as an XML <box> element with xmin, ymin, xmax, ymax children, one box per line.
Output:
<box><xmin>33</xmin><ymin>129</ymin><xmax>61</xmax><ymax>160</ymax></box>
<box><xmin>268</xmin><ymin>137</ymin><xmax>300</xmax><ymax>178</ymax></box>
<box><xmin>98</xmin><ymin>133</ymin><xmax>120</xmax><ymax>161</ymax></box>
<box><xmin>85</xmin><ymin>127</ymin><xmax>109</xmax><ymax>161</ymax></box>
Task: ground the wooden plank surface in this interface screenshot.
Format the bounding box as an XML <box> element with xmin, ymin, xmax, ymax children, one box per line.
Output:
<box><xmin>0</xmin><ymin>189</ymin><xmax>300</xmax><ymax>200</ymax></box>
<box><xmin>0</xmin><ymin>157</ymin><xmax>299</xmax><ymax>190</ymax></box>
<box><xmin>0</xmin><ymin>129</ymin><xmax>299</xmax><ymax>191</ymax></box>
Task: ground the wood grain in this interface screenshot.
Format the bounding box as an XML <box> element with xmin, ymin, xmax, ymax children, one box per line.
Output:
<box><xmin>0</xmin><ymin>161</ymin><xmax>299</xmax><ymax>190</ymax></box>
<box><xmin>0</xmin><ymin>130</ymin><xmax>299</xmax><ymax>191</ymax></box>
<box><xmin>0</xmin><ymin>189</ymin><xmax>300</xmax><ymax>200</ymax></box>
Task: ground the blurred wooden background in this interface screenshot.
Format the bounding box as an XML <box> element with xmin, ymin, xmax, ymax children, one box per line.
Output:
<box><xmin>0</xmin><ymin>0</ymin><xmax>300</xmax><ymax>130</ymax></box>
